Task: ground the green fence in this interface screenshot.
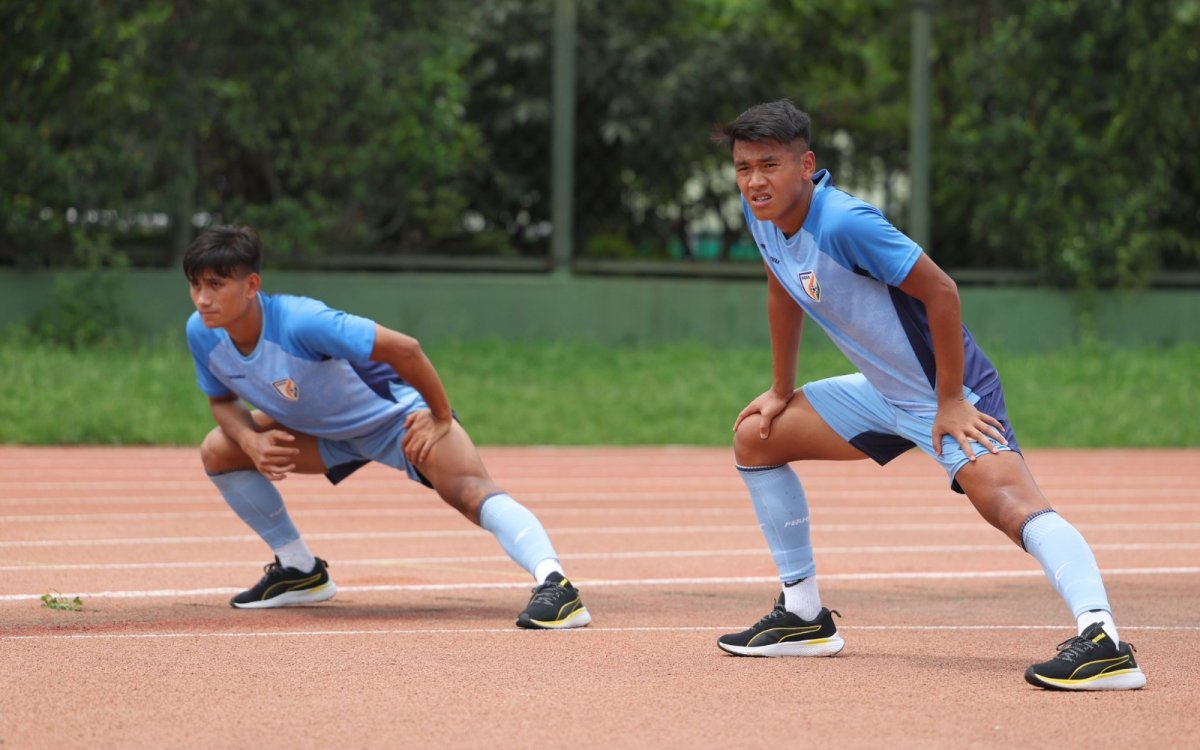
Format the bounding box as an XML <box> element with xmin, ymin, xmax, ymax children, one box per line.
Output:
<box><xmin>2</xmin><ymin>269</ymin><xmax>1197</xmax><ymax>352</ymax></box>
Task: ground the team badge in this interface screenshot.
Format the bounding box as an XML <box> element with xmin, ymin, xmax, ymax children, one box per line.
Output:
<box><xmin>798</xmin><ymin>271</ymin><xmax>821</xmax><ymax>302</ymax></box>
<box><xmin>272</xmin><ymin>378</ymin><xmax>300</xmax><ymax>401</ymax></box>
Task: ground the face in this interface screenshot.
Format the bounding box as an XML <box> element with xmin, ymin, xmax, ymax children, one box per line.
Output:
<box><xmin>188</xmin><ymin>269</ymin><xmax>260</xmax><ymax>329</ymax></box>
<box><xmin>732</xmin><ymin>138</ymin><xmax>816</xmax><ymax>236</ymax></box>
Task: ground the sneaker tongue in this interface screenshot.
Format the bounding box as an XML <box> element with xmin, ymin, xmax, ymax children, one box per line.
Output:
<box><xmin>1080</xmin><ymin>622</ymin><xmax>1109</xmax><ymax>642</ymax></box>
<box><xmin>543</xmin><ymin>571</ymin><xmax>566</xmax><ymax>586</ymax></box>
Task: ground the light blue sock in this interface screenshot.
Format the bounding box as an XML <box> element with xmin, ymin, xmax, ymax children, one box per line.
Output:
<box><xmin>737</xmin><ymin>464</ymin><xmax>815</xmax><ymax>582</ymax></box>
<box><xmin>479</xmin><ymin>493</ymin><xmax>560</xmax><ymax>581</ymax></box>
<box><xmin>209</xmin><ymin>470</ymin><xmax>302</xmax><ymax>549</ymax></box>
<box><xmin>1021</xmin><ymin>510</ymin><xmax>1112</xmax><ymax>619</ymax></box>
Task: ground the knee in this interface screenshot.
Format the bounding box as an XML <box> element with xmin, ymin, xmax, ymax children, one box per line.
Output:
<box><xmin>199</xmin><ymin>427</ymin><xmax>247</xmax><ymax>474</ymax></box>
<box><xmin>733</xmin><ymin>416</ymin><xmax>774</xmax><ymax>466</ymax></box>
<box><xmin>437</xmin><ymin>475</ymin><xmax>501</xmax><ymax>522</ymax></box>
<box><xmin>970</xmin><ymin>486</ymin><xmax>1047</xmax><ymax>546</ymax></box>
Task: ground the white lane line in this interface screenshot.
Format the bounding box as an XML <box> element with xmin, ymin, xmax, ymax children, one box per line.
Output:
<box><xmin>4</xmin><ymin>522</ymin><xmax>1200</xmax><ymax>548</ymax></box>
<box><xmin>1</xmin><ymin>488</ymin><xmax>1196</xmax><ymax>507</ymax></box>
<box><xmin>2</xmin><ymin>567</ymin><xmax>1197</xmax><ymax>603</ymax></box>
<box><xmin>3</xmin><ymin>623</ymin><xmax>1198</xmax><ymax>642</ymax></box>
<box><xmin>4</xmin><ymin>542</ymin><xmax>1200</xmax><ymax>573</ymax></box>
<box><xmin>3</xmin><ymin>502</ymin><xmax>1198</xmax><ymax>523</ymax></box>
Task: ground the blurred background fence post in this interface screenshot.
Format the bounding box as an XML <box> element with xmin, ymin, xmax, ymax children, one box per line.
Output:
<box><xmin>551</xmin><ymin>0</ymin><xmax>577</xmax><ymax>277</ymax></box>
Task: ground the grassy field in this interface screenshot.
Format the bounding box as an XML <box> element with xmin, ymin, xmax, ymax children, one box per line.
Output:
<box><xmin>0</xmin><ymin>339</ymin><xmax>1196</xmax><ymax>447</ymax></box>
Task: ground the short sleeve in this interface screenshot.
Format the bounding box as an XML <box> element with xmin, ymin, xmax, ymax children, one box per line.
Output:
<box><xmin>281</xmin><ymin>297</ymin><xmax>378</xmax><ymax>362</ymax></box>
<box><xmin>825</xmin><ymin>203</ymin><xmax>922</xmax><ymax>287</ymax></box>
<box><xmin>185</xmin><ymin>312</ymin><xmax>234</xmax><ymax>397</ymax></box>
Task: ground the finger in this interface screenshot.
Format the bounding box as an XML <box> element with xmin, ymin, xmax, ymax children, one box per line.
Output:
<box><xmin>978</xmin><ymin>431</ymin><xmax>1001</xmax><ymax>454</ymax></box>
<box><xmin>261</xmin><ymin>460</ymin><xmax>295</xmax><ymax>475</ymax></box>
<box><xmin>733</xmin><ymin>406</ymin><xmax>755</xmax><ymax>432</ymax></box>
<box><xmin>411</xmin><ymin>441</ymin><xmax>428</xmax><ymax>465</ymax></box>
<box><xmin>957</xmin><ymin>435</ymin><xmax>976</xmax><ymax>461</ymax></box>
<box><xmin>758</xmin><ymin>414</ymin><xmax>773</xmax><ymax>440</ymax></box>
<box><xmin>983</xmin><ymin>421</ymin><xmax>1009</xmax><ymax>446</ymax></box>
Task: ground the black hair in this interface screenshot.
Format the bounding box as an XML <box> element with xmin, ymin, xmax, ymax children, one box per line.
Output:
<box><xmin>183</xmin><ymin>225</ymin><xmax>263</xmax><ymax>283</ymax></box>
<box><xmin>714</xmin><ymin>99</ymin><xmax>812</xmax><ymax>151</ymax></box>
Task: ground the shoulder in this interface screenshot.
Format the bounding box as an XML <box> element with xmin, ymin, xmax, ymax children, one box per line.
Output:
<box><xmin>185</xmin><ymin>311</ymin><xmax>217</xmax><ymax>350</ymax></box>
<box><xmin>817</xmin><ymin>190</ymin><xmax>890</xmax><ymax>239</ymax></box>
<box><xmin>268</xmin><ymin>293</ymin><xmax>377</xmax><ymax>360</ymax></box>
<box><xmin>268</xmin><ymin>293</ymin><xmax>350</xmax><ymax>336</ymax></box>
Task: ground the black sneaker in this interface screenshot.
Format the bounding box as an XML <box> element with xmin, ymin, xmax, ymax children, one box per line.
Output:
<box><xmin>516</xmin><ymin>572</ymin><xmax>591</xmax><ymax>629</ymax></box>
<box><xmin>718</xmin><ymin>593</ymin><xmax>844</xmax><ymax>657</ymax></box>
<box><xmin>230</xmin><ymin>557</ymin><xmax>337</xmax><ymax>609</ymax></box>
<box><xmin>1025</xmin><ymin>622</ymin><xmax>1146</xmax><ymax>690</ymax></box>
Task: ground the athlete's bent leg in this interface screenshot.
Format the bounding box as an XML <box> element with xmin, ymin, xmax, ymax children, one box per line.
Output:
<box><xmin>722</xmin><ymin>395</ymin><xmax>864</xmax><ymax>654</ymax></box>
<box><xmin>200</xmin><ymin>413</ymin><xmax>325</xmax><ymax>573</ymax></box>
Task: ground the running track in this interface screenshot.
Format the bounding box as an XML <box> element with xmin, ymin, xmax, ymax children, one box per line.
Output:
<box><xmin>1</xmin><ymin>446</ymin><xmax>1197</xmax><ymax>749</ymax></box>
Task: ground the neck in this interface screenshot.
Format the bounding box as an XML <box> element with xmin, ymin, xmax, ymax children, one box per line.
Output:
<box><xmin>778</xmin><ymin>186</ymin><xmax>815</xmax><ymax>238</ymax></box>
<box><xmin>225</xmin><ymin>295</ymin><xmax>263</xmax><ymax>355</ymax></box>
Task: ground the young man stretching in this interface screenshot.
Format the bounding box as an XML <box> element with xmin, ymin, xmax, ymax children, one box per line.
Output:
<box><xmin>183</xmin><ymin>224</ymin><xmax>589</xmax><ymax>630</ymax></box>
<box><xmin>713</xmin><ymin>99</ymin><xmax>1144</xmax><ymax>690</ymax></box>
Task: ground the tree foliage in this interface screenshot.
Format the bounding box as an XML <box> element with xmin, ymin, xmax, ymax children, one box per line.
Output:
<box><xmin>1</xmin><ymin>0</ymin><xmax>1196</xmax><ymax>286</ymax></box>
<box><xmin>1</xmin><ymin>0</ymin><xmax>481</xmax><ymax>266</ymax></box>
<box><xmin>934</xmin><ymin>0</ymin><xmax>1200</xmax><ymax>285</ymax></box>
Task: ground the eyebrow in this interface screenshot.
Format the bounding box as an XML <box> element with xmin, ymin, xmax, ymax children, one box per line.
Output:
<box><xmin>733</xmin><ymin>154</ymin><xmax>782</xmax><ymax>167</ymax></box>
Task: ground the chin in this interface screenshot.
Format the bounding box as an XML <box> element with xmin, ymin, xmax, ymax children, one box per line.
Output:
<box><xmin>749</xmin><ymin>206</ymin><xmax>775</xmax><ymax>222</ymax></box>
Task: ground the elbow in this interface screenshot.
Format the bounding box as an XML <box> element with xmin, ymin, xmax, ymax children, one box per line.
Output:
<box><xmin>392</xmin><ymin>334</ymin><xmax>425</xmax><ymax>363</ymax></box>
<box><xmin>931</xmin><ymin>272</ymin><xmax>959</xmax><ymax>305</ymax></box>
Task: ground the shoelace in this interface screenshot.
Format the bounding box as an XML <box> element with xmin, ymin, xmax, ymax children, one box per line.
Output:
<box><xmin>256</xmin><ymin>560</ymin><xmax>283</xmax><ymax>582</ymax></box>
<box><xmin>751</xmin><ymin>602</ymin><xmax>792</xmax><ymax>629</ymax></box>
<box><xmin>1054</xmin><ymin>634</ymin><xmax>1101</xmax><ymax>661</ymax></box>
<box><xmin>750</xmin><ymin>604</ymin><xmax>839</xmax><ymax>629</ymax></box>
<box><xmin>528</xmin><ymin>580</ymin><xmax>566</xmax><ymax>606</ymax></box>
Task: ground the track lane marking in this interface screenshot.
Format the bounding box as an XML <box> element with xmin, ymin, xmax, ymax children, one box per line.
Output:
<box><xmin>3</xmin><ymin>567</ymin><xmax>1197</xmax><ymax>602</ymax></box>
<box><xmin>4</xmin><ymin>623</ymin><xmax>1199</xmax><ymax>642</ymax></box>
<box><xmin>3</xmin><ymin>542</ymin><xmax>1199</xmax><ymax>572</ymax></box>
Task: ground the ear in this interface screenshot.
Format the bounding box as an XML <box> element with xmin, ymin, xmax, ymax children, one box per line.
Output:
<box><xmin>245</xmin><ymin>272</ymin><xmax>261</xmax><ymax>296</ymax></box>
<box><xmin>799</xmin><ymin>149</ymin><xmax>816</xmax><ymax>178</ymax></box>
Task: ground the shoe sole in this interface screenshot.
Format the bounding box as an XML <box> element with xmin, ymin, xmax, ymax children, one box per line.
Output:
<box><xmin>1025</xmin><ymin>668</ymin><xmax>1146</xmax><ymax>691</ymax></box>
<box><xmin>231</xmin><ymin>581</ymin><xmax>338</xmax><ymax>609</ymax></box>
<box><xmin>516</xmin><ymin>607</ymin><xmax>592</xmax><ymax>630</ymax></box>
<box><xmin>718</xmin><ymin>634</ymin><xmax>845</xmax><ymax>657</ymax></box>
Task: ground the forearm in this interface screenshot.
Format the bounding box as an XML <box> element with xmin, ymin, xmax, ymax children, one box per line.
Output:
<box><xmin>897</xmin><ymin>255</ymin><xmax>966</xmax><ymax>404</ymax></box>
<box><xmin>371</xmin><ymin>326</ymin><xmax>453</xmax><ymax>421</ymax></box>
<box><xmin>925</xmin><ymin>287</ymin><xmax>966</xmax><ymax>404</ymax></box>
<box><xmin>766</xmin><ymin>270</ymin><xmax>804</xmax><ymax>396</ymax></box>
<box><xmin>209</xmin><ymin>397</ymin><xmax>259</xmax><ymax>450</ymax></box>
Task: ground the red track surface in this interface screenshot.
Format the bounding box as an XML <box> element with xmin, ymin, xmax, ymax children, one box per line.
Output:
<box><xmin>1</xmin><ymin>446</ymin><xmax>1198</xmax><ymax>749</ymax></box>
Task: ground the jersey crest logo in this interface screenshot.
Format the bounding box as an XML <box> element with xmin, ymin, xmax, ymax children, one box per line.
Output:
<box><xmin>798</xmin><ymin>271</ymin><xmax>821</xmax><ymax>302</ymax></box>
<box><xmin>272</xmin><ymin>378</ymin><xmax>300</xmax><ymax>401</ymax></box>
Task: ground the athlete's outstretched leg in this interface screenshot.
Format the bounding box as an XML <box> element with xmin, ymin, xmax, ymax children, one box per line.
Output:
<box><xmin>956</xmin><ymin>452</ymin><xmax>1145</xmax><ymax>690</ymax></box>
<box><xmin>417</xmin><ymin>422</ymin><xmax>590</xmax><ymax>629</ymax></box>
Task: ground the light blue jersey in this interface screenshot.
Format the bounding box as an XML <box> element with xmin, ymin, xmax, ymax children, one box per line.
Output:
<box><xmin>186</xmin><ymin>292</ymin><xmax>424</xmax><ymax>441</ymax></box>
<box><xmin>743</xmin><ymin>169</ymin><xmax>1000</xmax><ymax>413</ymax></box>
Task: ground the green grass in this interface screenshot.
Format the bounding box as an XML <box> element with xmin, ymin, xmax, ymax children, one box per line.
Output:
<box><xmin>0</xmin><ymin>338</ymin><xmax>1196</xmax><ymax>447</ymax></box>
